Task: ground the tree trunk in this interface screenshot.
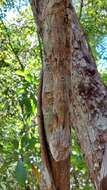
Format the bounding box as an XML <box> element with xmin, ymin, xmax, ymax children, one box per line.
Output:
<box><xmin>30</xmin><ymin>1</ymin><xmax>107</xmax><ymax>190</ymax></box>
<box><xmin>31</xmin><ymin>1</ymin><xmax>72</xmax><ymax>190</ymax></box>
<box><xmin>71</xmin><ymin>5</ymin><xmax>107</xmax><ymax>190</ymax></box>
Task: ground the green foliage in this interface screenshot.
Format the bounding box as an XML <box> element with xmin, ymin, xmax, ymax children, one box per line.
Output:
<box><xmin>74</xmin><ymin>0</ymin><xmax>107</xmax><ymax>60</ymax></box>
<box><xmin>71</xmin><ymin>129</ymin><xmax>94</xmax><ymax>189</ymax></box>
<box><xmin>101</xmin><ymin>72</ymin><xmax>107</xmax><ymax>85</ymax></box>
<box><xmin>0</xmin><ymin>4</ymin><xmax>41</xmax><ymax>190</ymax></box>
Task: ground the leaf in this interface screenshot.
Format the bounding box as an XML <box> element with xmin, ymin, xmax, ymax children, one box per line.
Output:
<box><xmin>101</xmin><ymin>72</ymin><xmax>107</xmax><ymax>85</ymax></box>
<box><xmin>25</xmin><ymin>74</ymin><xmax>32</xmax><ymax>82</ymax></box>
<box><xmin>16</xmin><ymin>70</ymin><xmax>25</xmax><ymax>77</ymax></box>
<box><xmin>15</xmin><ymin>159</ymin><xmax>27</xmax><ymax>186</ymax></box>
<box><xmin>21</xmin><ymin>135</ymin><xmax>29</xmax><ymax>148</ymax></box>
<box><xmin>13</xmin><ymin>139</ymin><xmax>19</xmax><ymax>149</ymax></box>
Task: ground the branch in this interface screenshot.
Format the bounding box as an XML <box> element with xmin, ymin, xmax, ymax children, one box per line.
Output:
<box><xmin>1</xmin><ymin>19</ymin><xmax>24</xmax><ymax>71</ymax></box>
<box><xmin>79</xmin><ymin>0</ymin><xmax>83</xmax><ymax>19</ymax></box>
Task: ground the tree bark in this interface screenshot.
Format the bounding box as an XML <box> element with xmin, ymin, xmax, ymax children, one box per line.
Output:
<box><xmin>30</xmin><ymin>1</ymin><xmax>107</xmax><ymax>190</ymax></box>
<box><xmin>71</xmin><ymin>5</ymin><xmax>107</xmax><ymax>190</ymax></box>
<box><xmin>31</xmin><ymin>1</ymin><xmax>72</xmax><ymax>190</ymax></box>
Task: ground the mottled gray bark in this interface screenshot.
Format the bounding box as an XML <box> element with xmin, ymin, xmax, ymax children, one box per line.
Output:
<box><xmin>30</xmin><ymin>1</ymin><xmax>107</xmax><ymax>190</ymax></box>
<box><xmin>71</xmin><ymin>5</ymin><xmax>107</xmax><ymax>190</ymax></box>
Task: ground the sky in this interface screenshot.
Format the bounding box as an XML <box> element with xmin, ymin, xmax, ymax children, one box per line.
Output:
<box><xmin>97</xmin><ymin>37</ymin><xmax>107</xmax><ymax>72</ymax></box>
<box><xmin>4</xmin><ymin>0</ymin><xmax>29</xmax><ymax>21</ymax></box>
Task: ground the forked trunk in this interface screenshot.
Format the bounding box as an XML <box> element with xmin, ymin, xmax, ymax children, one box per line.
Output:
<box><xmin>31</xmin><ymin>1</ymin><xmax>107</xmax><ymax>190</ymax></box>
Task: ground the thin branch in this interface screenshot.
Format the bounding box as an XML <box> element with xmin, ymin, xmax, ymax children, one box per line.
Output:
<box><xmin>79</xmin><ymin>0</ymin><xmax>83</xmax><ymax>19</ymax></box>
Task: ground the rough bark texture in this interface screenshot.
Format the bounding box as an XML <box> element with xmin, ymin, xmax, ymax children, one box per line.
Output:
<box><xmin>31</xmin><ymin>0</ymin><xmax>72</xmax><ymax>190</ymax></box>
<box><xmin>31</xmin><ymin>0</ymin><xmax>107</xmax><ymax>190</ymax></box>
<box><xmin>71</xmin><ymin>5</ymin><xmax>107</xmax><ymax>190</ymax></box>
